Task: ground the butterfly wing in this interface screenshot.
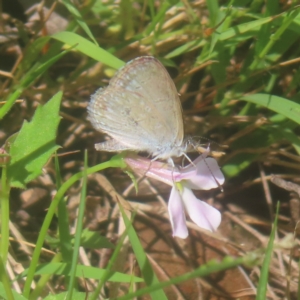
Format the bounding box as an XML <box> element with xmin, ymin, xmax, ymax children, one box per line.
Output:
<box><xmin>87</xmin><ymin>56</ymin><xmax>184</xmax><ymax>156</ymax></box>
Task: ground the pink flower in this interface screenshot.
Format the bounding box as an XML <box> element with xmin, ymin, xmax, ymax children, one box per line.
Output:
<box><xmin>124</xmin><ymin>154</ymin><xmax>224</xmax><ymax>239</ymax></box>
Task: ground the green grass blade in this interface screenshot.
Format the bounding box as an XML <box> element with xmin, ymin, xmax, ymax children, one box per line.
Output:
<box><xmin>118</xmin><ymin>254</ymin><xmax>260</xmax><ymax>300</ymax></box>
<box><xmin>218</xmin><ymin>14</ymin><xmax>284</xmax><ymax>41</ymax></box>
<box><xmin>20</xmin><ymin>262</ymin><xmax>142</xmax><ymax>283</ymax></box>
<box><xmin>0</xmin><ymin>46</ymin><xmax>72</xmax><ymax>120</ymax></box>
<box><xmin>0</xmin><ymin>255</ymin><xmax>15</xmax><ymax>300</ymax></box>
<box><xmin>0</xmin><ymin>165</ymin><xmax>10</xmax><ymax>265</ymax></box>
<box><xmin>61</xmin><ymin>0</ymin><xmax>98</xmax><ymax>45</ymax></box>
<box><xmin>256</xmin><ymin>202</ymin><xmax>280</xmax><ymax>299</ymax></box>
<box><xmin>240</xmin><ymin>94</ymin><xmax>300</xmax><ymax>125</ymax></box>
<box><xmin>89</xmin><ymin>215</ymin><xmax>132</xmax><ymax>300</ymax></box>
<box><xmin>22</xmin><ymin>156</ymin><xmax>126</xmax><ymax>298</ymax></box>
<box><xmin>51</xmin><ymin>31</ymin><xmax>124</xmax><ymax>69</ymax></box>
<box><xmin>29</xmin><ymin>253</ymin><xmax>62</xmax><ymax>300</ymax></box>
<box><xmin>54</xmin><ymin>154</ymin><xmax>73</xmax><ymax>265</ymax></box>
<box><xmin>66</xmin><ymin>150</ymin><xmax>88</xmax><ymax>300</ymax></box>
<box><xmin>119</xmin><ymin>204</ymin><xmax>168</xmax><ymax>300</ymax></box>
<box><xmin>144</xmin><ymin>1</ymin><xmax>173</xmax><ymax>36</ymax></box>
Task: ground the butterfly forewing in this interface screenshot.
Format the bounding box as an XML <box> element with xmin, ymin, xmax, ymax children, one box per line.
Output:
<box><xmin>88</xmin><ymin>56</ymin><xmax>184</xmax><ymax>157</ymax></box>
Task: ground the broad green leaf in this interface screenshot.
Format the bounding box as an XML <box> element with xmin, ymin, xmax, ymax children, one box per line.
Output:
<box><xmin>7</xmin><ymin>92</ymin><xmax>62</xmax><ymax>188</ymax></box>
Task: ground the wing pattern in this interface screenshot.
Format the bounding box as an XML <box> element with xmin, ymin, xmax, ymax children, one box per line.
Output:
<box><xmin>87</xmin><ymin>56</ymin><xmax>184</xmax><ymax>159</ymax></box>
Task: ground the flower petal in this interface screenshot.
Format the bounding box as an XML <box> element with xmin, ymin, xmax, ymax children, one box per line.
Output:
<box><xmin>180</xmin><ymin>157</ymin><xmax>225</xmax><ymax>190</ymax></box>
<box><xmin>168</xmin><ymin>186</ymin><xmax>188</xmax><ymax>239</ymax></box>
<box><xmin>124</xmin><ymin>156</ymin><xmax>177</xmax><ymax>186</ymax></box>
<box><xmin>182</xmin><ymin>187</ymin><xmax>221</xmax><ymax>231</ymax></box>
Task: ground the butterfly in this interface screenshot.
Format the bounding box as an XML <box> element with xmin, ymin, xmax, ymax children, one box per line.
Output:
<box><xmin>87</xmin><ymin>56</ymin><xmax>188</xmax><ymax>162</ymax></box>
